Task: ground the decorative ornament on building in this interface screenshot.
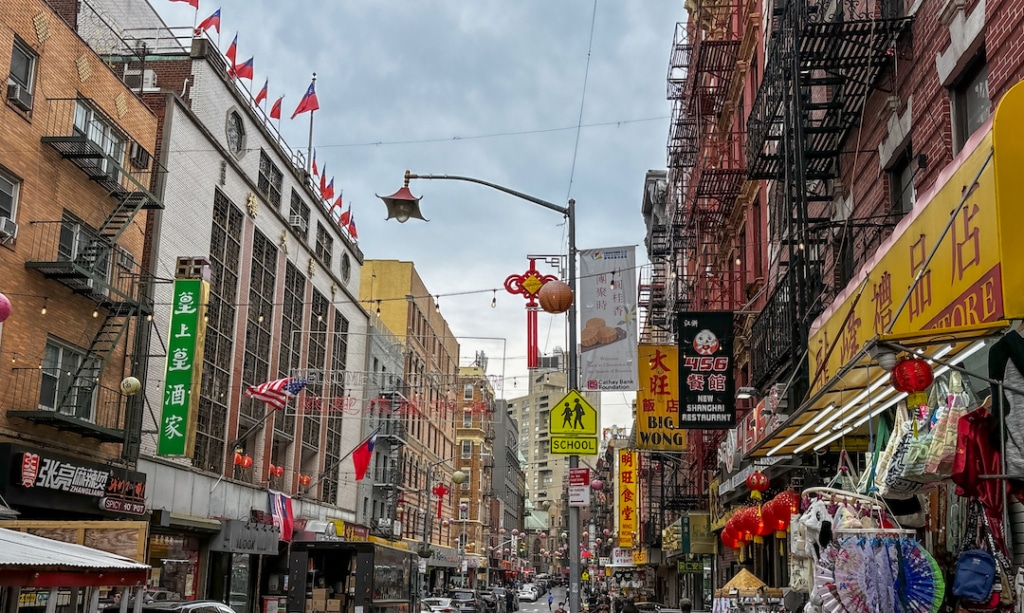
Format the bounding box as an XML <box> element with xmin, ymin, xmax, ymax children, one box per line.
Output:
<box><xmin>120</xmin><ymin>376</ymin><xmax>141</xmax><ymax>396</ymax></box>
<box><xmin>279</xmin><ymin>231</ymin><xmax>288</xmax><ymax>254</ymax></box>
<box><xmin>308</xmin><ymin>258</ymin><xmax>316</xmax><ymax>277</ymax></box>
<box><xmin>590</xmin><ymin>479</ymin><xmax>604</xmax><ymax>491</ymax></box>
<box><xmin>299</xmin><ymin>475</ymin><xmax>312</xmax><ymax>487</ymax></box>
<box><xmin>246</xmin><ymin>193</ymin><xmax>259</xmax><ymax>218</ymax></box>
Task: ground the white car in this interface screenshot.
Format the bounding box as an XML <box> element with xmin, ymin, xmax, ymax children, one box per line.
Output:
<box><xmin>423</xmin><ymin>598</ymin><xmax>456</xmax><ymax>613</ymax></box>
<box><xmin>517</xmin><ymin>590</ymin><xmax>538</xmax><ymax>603</ymax></box>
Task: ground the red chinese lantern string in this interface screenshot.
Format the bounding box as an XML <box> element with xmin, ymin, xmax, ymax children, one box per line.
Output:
<box><xmin>745</xmin><ymin>471</ymin><xmax>769</xmax><ymax>500</ymax></box>
<box><xmin>891</xmin><ymin>357</ymin><xmax>934</xmax><ymax>407</ymax></box>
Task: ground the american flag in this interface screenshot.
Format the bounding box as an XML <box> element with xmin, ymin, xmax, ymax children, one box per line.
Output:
<box><xmin>245</xmin><ymin>377</ymin><xmax>307</xmax><ymax>410</ymax></box>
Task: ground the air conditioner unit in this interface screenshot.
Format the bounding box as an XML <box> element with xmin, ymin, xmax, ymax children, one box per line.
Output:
<box><xmin>0</xmin><ymin>217</ymin><xmax>18</xmax><ymax>243</ymax></box>
<box><xmin>6</xmin><ymin>82</ymin><xmax>33</xmax><ymax>112</ymax></box>
<box><xmin>376</xmin><ymin>517</ymin><xmax>393</xmax><ymax>530</ymax></box>
<box><xmin>289</xmin><ymin>215</ymin><xmax>307</xmax><ymax>231</ymax></box>
<box><xmin>128</xmin><ymin>141</ymin><xmax>151</xmax><ymax>170</ymax></box>
<box><xmin>123</xmin><ymin>68</ymin><xmax>157</xmax><ymax>92</ymax></box>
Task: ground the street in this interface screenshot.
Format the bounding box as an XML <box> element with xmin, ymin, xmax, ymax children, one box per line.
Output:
<box><xmin>518</xmin><ymin>587</ymin><xmax>568</xmax><ymax>613</ymax></box>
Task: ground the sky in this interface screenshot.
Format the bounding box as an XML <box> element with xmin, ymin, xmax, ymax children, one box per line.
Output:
<box><xmin>151</xmin><ymin>0</ymin><xmax>683</xmax><ymax>429</ymax></box>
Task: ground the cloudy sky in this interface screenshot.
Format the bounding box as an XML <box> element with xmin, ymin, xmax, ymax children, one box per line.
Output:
<box><xmin>152</xmin><ymin>0</ymin><xmax>682</xmax><ymax>428</ymax></box>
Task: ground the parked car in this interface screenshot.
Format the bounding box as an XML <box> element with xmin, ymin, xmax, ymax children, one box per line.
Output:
<box><xmin>517</xmin><ymin>589</ymin><xmax>538</xmax><ymax>603</ymax></box>
<box><xmin>103</xmin><ymin>603</ymin><xmax>235</xmax><ymax>613</ymax></box>
<box><xmin>449</xmin><ymin>590</ymin><xmax>482</xmax><ymax>613</ymax></box>
<box><xmin>423</xmin><ymin>598</ymin><xmax>457</xmax><ymax>613</ymax></box>
<box><xmin>477</xmin><ymin>590</ymin><xmax>500</xmax><ymax>613</ymax></box>
<box><xmin>491</xmin><ymin>588</ymin><xmax>516</xmax><ymax>613</ymax></box>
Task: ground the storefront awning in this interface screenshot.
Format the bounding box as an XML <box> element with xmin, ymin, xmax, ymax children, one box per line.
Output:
<box><xmin>750</xmin><ymin>80</ymin><xmax>1024</xmax><ymax>457</ymax></box>
<box><xmin>0</xmin><ymin>528</ymin><xmax>150</xmax><ymax>587</ymax></box>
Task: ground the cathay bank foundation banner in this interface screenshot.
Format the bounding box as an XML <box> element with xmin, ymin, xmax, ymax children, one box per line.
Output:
<box><xmin>579</xmin><ymin>246</ymin><xmax>638</xmax><ymax>391</ymax></box>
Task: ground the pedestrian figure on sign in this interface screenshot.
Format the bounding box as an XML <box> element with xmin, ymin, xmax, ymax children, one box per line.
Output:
<box><xmin>573</xmin><ymin>398</ymin><xmax>585</xmax><ymax>429</ymax></box>
<box><xmin>562</xmin><ymin>402</ymin><xmax>573</xmax><ymax>428</ymax></box>
<box><xmin>548</xmin><ymin>593</ymin><xmax>554</xmax><ymax>612</ymax></box>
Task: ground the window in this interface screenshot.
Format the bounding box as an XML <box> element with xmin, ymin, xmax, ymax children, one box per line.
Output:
<box><xmin>341</xmin><ymin>253</ymin><xmax>351</xmax><ymax>283</ymax></box>
<box><xmin>464</xmin><ymin>383</ymin><xmax>474</xmax><ymax>400</ymax></box>
<box><xmin>225</xmin><ymin>111</ymin><xmax>246</xmax><ymax>156</ymax></box>
<box><xmin>888</xmin><ymin>146</ymin><xmax>915</xmax><ymax>215</ymax></box>
<box><xmin>952</xmin><ymin>52</ymin><xmax>989</xmax><ymax>153</ymax></box>
<box><xmin>315</xmin><ymin>222</ymin><xmax>333</xmax><ymax>265</ymax></box>
<box><xmin>288</xmin><ymin>190</ymin><xmax>310</xmax><ymax>236</ymax></box>
<box><xmin>0</xmin><ymin>169</ymin><xmax>18</xmax><ymax>219</ymax></box>
<box><xmin>461</xmin><ymin>440</ymin><xmax>473</xmax><ymax>458</ymax></box>
<box><xmin>59</xmin><ymin>216</ymin><xmax>109</xmax><ymax>280</ymax></box>
<box><xmin>9</xmin><ymin>37</ymin><xmax>36</xmax><ymax>91</ymax></box>
<box><xmin>40</xmin><ymin>339</ymin><xmax>97</xmax><ymax>420</ymax></box>
<box><xmin>462</xmin><ymin>411</ymin><xmax>473</xmax><ymax>427</ymax></box>
<box><xmin>73</xmin><ymin>101</ymin><xmax>126</xmax><ymax>179</ymax></box>
<box><xmin>257</xmin><ymin>150</ymin><xmax>283</xmax><ymax>208</ymax></box>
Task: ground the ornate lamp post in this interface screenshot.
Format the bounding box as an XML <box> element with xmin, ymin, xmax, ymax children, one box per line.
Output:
<box><xmin>379</xmin><ymin>171</ymin><xmax>581</xmax><ymax>613</ymax></box>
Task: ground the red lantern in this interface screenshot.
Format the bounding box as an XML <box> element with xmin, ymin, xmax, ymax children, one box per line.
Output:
<box><xmin>538</xmin><ymin>280</ymin><xmax>573</xmax><ymax>314</ymax></box>
<box><xmin>234</xmin><ymin>452</ymin><xmax>243</xmax><ymax>466</ymax></box>
<box><xmin>241</xmin><ymin>455</ymin><xmax>253</xmax><ymax>469</ymax></box>
<box><xmin>274</xmin><ymin>465</ymin><xmax>285</xmax><ymax>478</ymax></box>
<box><xmin>745</xmin><ymin>471</ymin><xmax>769</xmax><ymax>500</ymax></box>
<box><xmin>720</xmin><ymin>529</ymin><xmax>741</xmax><ymax>550</ymax></box>
<box><xmin>890</xmin><ymin>357</ymin><xmax>934</xmax><ymax>393</ymax></box>
<box><xmin>299</xmin><ymin>474</ymin><xmax>312</xmax><ymax>487</ymax></box>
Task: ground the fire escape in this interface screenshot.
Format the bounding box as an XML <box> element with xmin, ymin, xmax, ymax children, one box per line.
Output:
<box><xmin>746</xmin><ymin>0</ymin><xmax>912</xmax><ymax>405</ymax></box>
<box><xmin>7</xmin><ymin>97</ymin><xmax>162</xmax><ymax>444</ymax></box>
<box><xmin>371</xmin><ymin>388</ymin><xmax>409</xmax><ymax>541</ymax></box>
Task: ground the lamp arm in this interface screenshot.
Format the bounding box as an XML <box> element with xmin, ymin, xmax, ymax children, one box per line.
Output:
<box><xmin>407</xmin><ymin>172</ymin><xmax>569</xmax><ymax>217</ymax></box>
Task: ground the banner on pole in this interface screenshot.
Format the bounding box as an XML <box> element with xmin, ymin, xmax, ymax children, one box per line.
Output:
<box><xmin>579</xmin><ymin>246</ymin><xmax>638</xmax><ymax>391</ymax></box>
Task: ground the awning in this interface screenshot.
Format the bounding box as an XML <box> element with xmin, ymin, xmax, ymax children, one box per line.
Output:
<box><xmin>750</xmin><ymin>323</ymin><xmax>1004</xmax><ymax>457</ymax></box>
<box><xmin>0</xmin><ymin>527</ymin><xmax>150</xmax><ymax>587</ymax></box>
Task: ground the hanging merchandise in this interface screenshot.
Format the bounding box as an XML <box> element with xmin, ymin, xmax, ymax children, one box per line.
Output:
<box><xmin>987</xmin><ymin>331</ymin><xmax>1024</xmax><ymax>484</ymax></box>
<box><xmin>879</xmin><ymin>401</ymin><xmax>929</xmax><ymax>498</ymax></box>
<box><xmin>874</xmin><ymin>401</ymin><xmax>909</xmax><ymax>495</ymax></box>
<box><xmin>857</xmin><ymin>416</ymin><xmax>890</xmax><ymax>494</ymax></box>
<box><xmin>951</xmin><ymin>500</ymin><xmax>1015</xmax><ymax>610</ymax></box>
<box><xmin>925</xmin><ymin>371</ymin><xmax>972</xmax><ymax>477</ymax></box>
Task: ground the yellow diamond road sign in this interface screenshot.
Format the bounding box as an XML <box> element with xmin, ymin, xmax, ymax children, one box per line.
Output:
<box><xmin>549</xmin><ymin>390</ymin><xmax>597</xmax><ymax>435</ymax></box>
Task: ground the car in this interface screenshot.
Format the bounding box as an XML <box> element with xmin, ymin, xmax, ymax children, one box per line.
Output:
<box><xmin>477</xmin><ymin>590</ymin><xmax>500</xmax><ymax>613</ymax></box>
<box><xmin>490</xmin><ymin>588</ymin><xmax>516</xmax><ymax>613</ymax></box>
<box><xmin>103</xmin><ymin>603</ymin><xmax>235</xmax><ymax>613</ymax></box>
<box><xmin>423</xmin><ymin>598</ymin><xmax>457</xmax><ymax>613</ymax></box>
<box><xmin>449</xmin><ymin>590</ymin><xmax>482</xmax><ymax>613</ymax></box>
<box><xmin>517</xmin><ymin>589</ymin><xmax>538</xmax><ymax>603</ymax></box>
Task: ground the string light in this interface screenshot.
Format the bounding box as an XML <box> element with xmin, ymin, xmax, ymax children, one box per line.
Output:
<box><xmin>92</xmin><ymin>309</ymin><xmax>99</xmax><ymax>318</ymax></box>
<box><xmin>491</xmin><ymin>291</ymin><xmax>497</xmax><ymax>309</ymax></box>
<box><xmin>376</xmin><ymin>300</ymin><xmax>381</xmax><ymax>316</ymax></box>
<box><xmin>40</xmin><ymin>298</ymin><xmax>47</xmax><ymax>315</ymax></box>
<box><xmin>146</xmin><ymin>314</ymin><xmax>153</xmax><ymax>322</ymax></box>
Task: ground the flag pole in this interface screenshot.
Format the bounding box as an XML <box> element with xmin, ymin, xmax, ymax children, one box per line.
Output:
<box><xmin>302</xmin><ymin>425</ymin><xmax>381</xmax><ymax>492</ymax></box>
<box><xmin>307</xmin><ymin>72</ymin><xmax>316</xmax><ymax>174</ymax></box>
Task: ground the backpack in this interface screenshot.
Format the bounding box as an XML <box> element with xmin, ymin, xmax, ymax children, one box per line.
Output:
<box><xmin>953</xmin><ymin>549</ymin><xmax>998</xmax><ymax>603</ymax></box>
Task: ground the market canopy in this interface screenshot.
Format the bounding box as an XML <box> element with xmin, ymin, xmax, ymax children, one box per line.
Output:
<box><xmin>0</xmin><ymin>528</ymin><xmax>149</xmax><ymax>587</ymax></box>
<box><xmin>715</xmin><ymin>568</ymin><xmax>780</xmax><ymax>598</ymax></box>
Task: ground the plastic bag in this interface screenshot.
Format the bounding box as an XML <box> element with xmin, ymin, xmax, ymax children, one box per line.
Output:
<box><xmin>926</xmin><ymin>371</ymin><xmax>972</xmax><ymax>476</ymax></box>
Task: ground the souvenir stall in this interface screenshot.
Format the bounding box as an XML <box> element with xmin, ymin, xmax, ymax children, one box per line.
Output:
<box><xmin>711</xmin><ymin>569</ymin><xmax>782</xmax><ymax>613</ymax></box>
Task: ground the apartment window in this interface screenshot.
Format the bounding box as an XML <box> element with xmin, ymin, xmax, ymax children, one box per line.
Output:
<box><xmin>225</xmin><ymin>111</ymin><xmax>246</xmax><ymax>156</ymax></box>
<box><xmin>315</xmin><ymin>223</ymin><xmax>333</xmax><ymax>266</ymax></box>
<box><xmin>341</xmin><ymin>253</ymin><xmax>351</xmax><ymax>283</ymax></box>
<box><xmin>40</xmin><ymin>339</ymin><xmax>97</xmax><ymax>420</ymax></box>
<box><xmin>288</xmin><ymin>190</ymin><xmax>310</xmax><ymax>237</ymax></box>
<box><xmin>889</xmin><ymin>146</ymin><xmax>915</xmax><ymax>215</ymax></box>
<box><xmin>258</xmin><ymin>150</ymin><xmax>283</xmax><ymax>208</ymax></box>
<box><xmin>459</xmin><ymin>506</ymin><xmax>468</xmax><ymax>521</ymax></box>
<box><xmin>461</xmin><ymin>440</ymin><xmax>473</xmax><ymax>458</ymax></box>
<box><xmin>9</xmin><ymin>37</ymin><xmax>36</xmax><ymax>92</ymax></box>
<box><xmin>464</xmin><ymin>383</ymin><xmax>474</xmax><ymax>400</ymax></box>
<box><xmin>0</xmin><ymin>169</ymin><xmax>18</xmax><ymax>219</ymax></box>
<box><xmin>73</xmin><ymin>101</ymin><xmax>126</xmax><ymax>178</ymax></box>
<box><xmin>462</xmin><ymin>410</ymin><xmax>473</xmax><ymax>427</ymax></box>
<box><xmin>952</xmin><ymin>52</ymin><xmax>990</xmax><ymax>153</ymax></box>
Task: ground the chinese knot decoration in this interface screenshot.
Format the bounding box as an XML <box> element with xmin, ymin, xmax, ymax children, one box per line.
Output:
<box><xmin>504</xmin><ymin>259</ymin><xmax>556</xmax><ymax>369</ymax></box>
<box><xmin>890</xmin><ymin>356</ymin><xmax>933</xmax><ymax>407</ymax></box>
<box><xmin>432</xmin><ymin>482</ymin><xmax>451</xmax><ymax>519</ymax></box>
<box><xmin>746</xmin><ymin>470</ymin><xmax>769</xmax><ymax>500</ymax></box>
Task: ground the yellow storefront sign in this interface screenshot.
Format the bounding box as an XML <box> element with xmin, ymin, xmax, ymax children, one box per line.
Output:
<box><xmin>617</xmin><ymin>449</ymin><xmax>639</xmax><ymax>547</ymax></box>
<box><xmin>808</xmin><ymin>131</ymin><xmax>1002</xmax><ymax>392</ymax></box>
<box><xmin>636</xmin><ymin>345</ymin><xmax>687</xmax><ymax>451</ymax></box>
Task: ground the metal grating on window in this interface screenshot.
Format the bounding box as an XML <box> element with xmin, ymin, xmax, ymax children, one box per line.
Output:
<box><xmin>302</xmin><ymin>290</ymin><xmax>329</xmax><ymax>451</ymax></box>
<box><xmin>240</xmin><ymin>229</ymin><xmax>277</xmax><ymax>428</ymax></box>
<box><xmin>277</xmin><ymin>262</ymin><xmax>305</xmax><ymax>436</ymax></box>
<box><xmin>193</xmin><ymin>190</ymin><xmax>242</xmax><ymax>473</ymax></box>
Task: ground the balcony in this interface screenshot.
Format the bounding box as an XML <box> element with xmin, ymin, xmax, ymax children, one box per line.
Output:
<box><xmin>4</xmin><ymin>367</ymin><xmax>126</xmax><ymax>443</ymax></box>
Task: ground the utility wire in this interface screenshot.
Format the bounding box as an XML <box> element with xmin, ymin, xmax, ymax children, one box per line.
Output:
<box><xmin>565</xmin><ymin>0</ymin><xmax>600</xmax><ymax>202</ymax></box>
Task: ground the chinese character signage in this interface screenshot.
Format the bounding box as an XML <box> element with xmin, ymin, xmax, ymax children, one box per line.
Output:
<box><xmin>677</xmin><ymin>312</ymin><xmax>736</xmax><ymax>428</ymax></box>
<box><xmin>617</xmin><ymin>449</ymin><xmax>639</xmax><ymax>547</ymax></box>
<box><xmin>579</xmin><ymin>247</ymin><xmax>639</xmax><ymax>391</ymax></box>
<box><xmin>157</xmin><ymin>279</ymin><xmax>210</xmax><ymax>456</ymax></box>
<box><xmin>636</xmin><ymin>344</ymin><xmax>687</xmax><ymax>450</ymax></box>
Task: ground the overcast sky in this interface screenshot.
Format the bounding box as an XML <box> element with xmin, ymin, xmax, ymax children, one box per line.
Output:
<box><xmin>152</xmin><ymin>0</ymin><xmax>682</xmax><ymax>429</ymax></box>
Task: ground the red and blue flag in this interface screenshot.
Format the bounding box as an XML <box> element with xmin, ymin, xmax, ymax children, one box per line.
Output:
<box><xmin>196</xmin><ymin>8</ymin><xmax>220</xmax><ymax>34</ymax></box>
<box><xmin>291</xmin><ymin>80</ymin><xmax>320</xmax><ymax>119</ymax></box>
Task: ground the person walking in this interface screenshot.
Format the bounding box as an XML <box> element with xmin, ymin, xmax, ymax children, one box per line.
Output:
<box><xmin>548</xmin><ymin>593</ymin><xmax>554</xmax><ymax>612</ymax></box>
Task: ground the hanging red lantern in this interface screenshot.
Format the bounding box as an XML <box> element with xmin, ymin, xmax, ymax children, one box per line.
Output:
<box><xmin>754</xmin><ymin>507</ymin><xmax>774</xmax><ymax>543</ymax></box>
<box><xmin>241</xmin><ymin>455</ymin><xmax>253</xmax><ymax>469</ymax></box>
<box><xmin>274</xmin><ymin>465</ymin><xmax>285</xmax><ymax>478</ymax></box>
<box><xmin>745</xmin><ymin>471</ymin><xmax>769</xmax><ymax>500</ymax></box>
<box><xmin>299</xmin><ymin>474</ymin><xmax>312</xmax><ymax>487</ymax></box>
<box><xmin>890</xmin><ymin>357</ymin><xmax>934</xmax><ymax>393</ymax></box>
<box><xmin>234</xmin><ymin>452</ymin><xmax>243</xmax><ymax>466</ymax></box>
<box><xmin>538</xmin><ymin>280</ymin><xmax>573</xmax><ymax>314</ymax></box>
<box><xmin>720</xmin><ymin>529</ymin><xmax>741</xmax><ymax>550</ymax></box>
<box><xmin>730</xmin><ymin>508</ymin><xmax>757</xmax><ymax>543</ymax></box>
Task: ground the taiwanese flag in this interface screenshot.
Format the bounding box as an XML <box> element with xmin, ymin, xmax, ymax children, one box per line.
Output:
<box><xmin>323</xmin><ymin>177</ymin><xmax>335</xmax><ymax>201</ymax></box>
<box><xmin>348</xmin><ymin>213</ymin><xmax>358</xmax><ymax>240</ymax></box>
<box><xmin>319</xmin><ymin>164</ymin><xmax>328</xmax><ymax>197</ymax></box>
<box><xmin>196</xmin><ymin>8</ymin><xmax>220</xmax><ymax>34</ymax></box>
<box><xmin>170</xmin><ymin>0</ymin><xmax>199</xmax><ymax>8</ymax></box>
<box><xmin>311</xmin><ymin>150</ymin><xmax>319</xmax><ymax>177</ymax></box>
<box><xmin>269</xmin><ymin>96</ymin><xmax>283</xmax><ymax>120</ymax></box>
<box><xmin>338</xmin><ymin>206</ymin><xmax>350</xmax><ymax>227</ymax></box>
<box><xmin>290</xmin><ymin>80</ymin><xmax>320</xmax><ymax>119</ymax></box>
<box><xmin>233</xmin><ymin>57</ymin><xmax>254</xmax><ymax>80</ymax></box>
<box><xmin>352</xmin><ymin>434</ymin><xmax>377</xmax><ymax>481</ymax></box>
<box><xmin>225</xmin><ymin>33</ymin><xmax>237</xmax><ymax>67</ymax></box>
<box><xmin>254</xmin><ymin>79</ymin><xmax>268</xmax><ymax>106</ymax></box>
<box><xmin>329</xmin><ymin>194</ymin><xmax>343</xmax><ymax>219</ymax></box>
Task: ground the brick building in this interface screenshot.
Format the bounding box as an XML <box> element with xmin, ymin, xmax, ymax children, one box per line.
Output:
<box><xmin>455</xmin><ymin>358</ymin><xmax>497</xmax><ymax>586</ymax></box>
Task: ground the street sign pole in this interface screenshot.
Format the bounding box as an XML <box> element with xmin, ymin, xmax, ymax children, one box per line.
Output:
<box><xmin>566</xmin><ymin>200</ymin><xmax>580</xmax><ymax>613</ymax></box>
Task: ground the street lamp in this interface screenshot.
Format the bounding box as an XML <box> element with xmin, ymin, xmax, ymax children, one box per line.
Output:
<box><xmin>379</xmin><ymin>170</ymin><xmax>582</xmax><ymax>613</ymax></box>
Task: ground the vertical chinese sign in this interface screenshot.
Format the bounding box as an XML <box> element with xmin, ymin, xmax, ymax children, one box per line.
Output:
<box><xmin>579</xmin><ymin>247</ymin><xmax>639</xmax><ymax>391</ymax></box>
<box><xmin>677</xmin><ymin>312</ymin><xmax>736</xmax><ymax>429</ymax></box>
<box><xmin>157</xmin><ymin>279</ymin><xmax>210</xmax><ymax>456</ymax></box>
<box><xmin>636</xmin><ymin>344</ymin><xmax>686</xmax><ymax>451</ymax></box>
<box><xmin>617</xmin><ymin>449</ymin><xmax>638</xmax><ymax>548</ymax></box>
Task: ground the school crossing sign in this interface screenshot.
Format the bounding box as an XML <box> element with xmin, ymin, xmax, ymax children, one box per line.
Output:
<box><xmin>549</xmin><ymin>390</ymin><xmax>598</xmax><ymax>455</ymax></box>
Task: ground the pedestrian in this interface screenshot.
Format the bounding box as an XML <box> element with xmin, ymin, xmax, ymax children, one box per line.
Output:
<box><xmin>554</xmin><ymin>603</ymin><xmax>567</xmax><ymax>613</ymax></box>
<box><xmin>548</xmin><ymin>592</ymin><xmax>554</xmax><ymax>612</ymax></box>
<box><xmin>621</xmin><ymin>598</ymin><xmax>639</xmax><ymax>613</ymax></box>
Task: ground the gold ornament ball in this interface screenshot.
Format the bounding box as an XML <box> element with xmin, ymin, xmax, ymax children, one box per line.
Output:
<box><xmin>120</xmin><ymin>376</ymin><xmax>142</xmax><ymax>396</ymax></box>
<box><xmin>538</xmin><ymin>280</ymin><xmax>573</xmax><ymax>314</ymax></box>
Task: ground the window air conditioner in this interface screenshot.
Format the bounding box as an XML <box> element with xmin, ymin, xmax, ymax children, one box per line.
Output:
<box><xmin>0</xmin><ymin>217</ymin><xmax>18</xmax><ymax>243</ymax></box>
<box><xmin>6</xmin><ymin>83</ymin><xmax>33</xmax><ymax>112</ymax></box>
<box><xmin>129</xmin><ymin>142</ymin><xmax>151</xmax><ymax>170</ymax></box>
<box><xmin>289</xmin><ymin>215</ymin><xmax>307</xmax><ymax>231</ymax></box>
